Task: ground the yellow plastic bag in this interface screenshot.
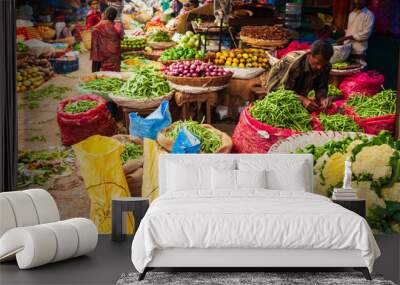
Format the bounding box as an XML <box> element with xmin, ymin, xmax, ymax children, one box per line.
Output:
<box><xmin>141</xmin><ymin>138</ymin><xmax>167</xmax><ymax>202</ymax></box>
<box><xmin>73</xmin><ymin>135</ymin><xmax>133</xmax><ymax>234</ymax></box>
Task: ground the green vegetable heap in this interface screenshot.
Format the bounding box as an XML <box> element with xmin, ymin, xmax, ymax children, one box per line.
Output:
<box><xmin>120</xmin><ymin>143</ymin><xmax>143</xmax><ymax>164</ymax></box>
<box><xmin>121</xmin><ymin>36</ymin><xmax>146</xmax><ymax>50</ymax></box>
<box><xmin>64</xmin><ymin>100</ymin><xmax>98</xmax><ymax>114</ymax></box>
<box><xmin>17</xmin><ymin>41</ymin><xmax>28</xmax><ymax>53</ymax></box>
<box><xmin>166</xmin><ymin>120</ymin><xmax>222</xmax><ymax>153</ymax></box>
<box><xmin>117</xmin><ymin>67</ymin><xmax>170</xmax><ymax>99</ymax></box>
<box><xmin>296</xmin><ymin>131</ymin><xmax>400</xmax><ymax>234</ymax></box>
<box><xmin>332</xmin><ymin>61</ymin><xmax>349</xmax><ymax>69</ymax></box>
<box><xmin>346</xmin><ymin>89</ymin><xmax>396</xmax><ymax>118</ymax></box>
<box><xmin>307</xmin><ymin>84</ymin><xmax>341</xmax><ymax>99</ymax></box>
<box><xmin>148</xmin><ymin>31</ymin><xmax>171</xmax><ymax>42</ymax></box>
<box><xmin>318</xmin><ymin>114</ymin><xmax>361</xmax><ymax>132</ymax></box>
<box><xmin>250</xmin><ymin>89</ymin><xmax>312</xmax><ymax>131</ymax></box>
<box><xmin>82</xmin><ymin>77</ymin><xmax>124</xmax><ymax>93</ymax></box>
<box><xmin>159</xmin><ymin>47</ymin><xmax>205</xmax><ymax>61</ymax></box>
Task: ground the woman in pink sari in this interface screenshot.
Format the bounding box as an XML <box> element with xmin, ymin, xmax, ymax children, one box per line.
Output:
<box><xmin>90</xmin><ymin>7</ymin><xmax>124</xmax><ymax>72</ymax></box>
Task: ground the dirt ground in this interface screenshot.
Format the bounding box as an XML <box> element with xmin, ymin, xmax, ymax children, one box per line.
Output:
<box><xmin>17</xmin><ymin>51</ymin><xmax>237</xmax><ymax>220</ymax></box>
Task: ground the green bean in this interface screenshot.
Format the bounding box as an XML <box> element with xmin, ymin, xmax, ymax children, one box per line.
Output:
<box><xmin>346</xmin><ymin>89</ymin><xmax>396</xmax><ymax>118</ymax></box>
<box><xmin>82</xmin><ymin>77</ymin><xmax>124</xmax><ymax>92</ymax></box>
<box><xmin>166</xmin><ymin>119</ymin><xmax>222</xmax><ymax>153</ymax></box>
<box><xmin>249</xmin><ymin>89</ymin><xmax>312</xmax><ymax>131</ymax></box>
<box><xmin>117</xmin><ymin>67</ymin><xmax>170</xmax><ymax>99</ymax></box>
<box><xmin>318</xmin><ymin>113</ymin><xmax>361</xmax><ymax>132</ymax></box>
<box><xmin>64</xmin><ymin>100</ymin><xmax>98</xmax><ymax>114</ymax></box>
<box><xmin>120</xmin><ymin>142</ymin><xmax>143</xmax><ymax>164</ymax></box>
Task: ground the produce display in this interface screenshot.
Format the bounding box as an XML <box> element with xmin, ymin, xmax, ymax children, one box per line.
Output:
<box><xmin>307</xmin><ymin>84</ymin><xmax>342</xmax><ymax>99</ymax></box>
<box><xmin>81</xmin><ymin>77</ymin><xmax>125</xmax><ymax>93</ymax></box>
<box><xmin>121</xmin><ymin>142</ymin><xmax>143</xmax><ymax>164</ymax></box>
<box><xmin>163</xmin><ymin>60</ymin><xmax>231</xmax><ymax>77</ymax></box>
<box><xmin>318</xmin><ymin>114</ymin><xmax>361</xmax><ymax>132</ymax></box>
<box><xmin>296</xmin><ymin>131</ymin><xmax>400</xmax><ymax>234</ymax></box>
<box><xmin>117</xmin><ymin>67</ymin><xmax>171</xmax><ymax>98</ymax></box>
<box><xmin>332</xmin><ymin>61</ymin><xmax>350</xmax><ymax>70</ymax></box>
<box><xmin>178</xmin><ymin>31</ymin><xmax>205</xmax><ymax>49</ymax></box>
<box><xmin>346</xmin><ymin>89</ymin><xmax>396</xmax><ymax>118</ymax></box>
<box><xmin>159</xmin><ymin>46</ymin><xmax>205</xmax><ymax>61</ymax></box>
<box><xmin>148</xmin><ymin>30</ymin><xmax>171</xmax><ymax>42</ymax></box>
<box><xmin>240</xmin><ymin>25</ymin><xmax>290</xmax><ymax>41</ymax></box>
<box><xmin>166</xmin><ymin>120</ymin><xmax>222</xmax><ymax>153</ymax></box>
<box><xmin>121</xmin><ymin>36</ymin><xmax>147</xmax><ymax>50</ymax></box>
<box><xmin>214</xmin><ymin>48</ymin><xmax>269</xmax><ymax>68</ymax></box>
<box><xmin>17</xmin><ymin>41</ymin><xmax>28</xmax><ymax>53</ymax></box>
<box><xmin>249</xmin><ymin>89</ymin><xmax>312</xmax><ymax>131</ymax></box>
<box><xmin>17</xmin><ymin>148</ymin><xmax>73</xmax><ymax>188</ymax></box>
<box><xmin>64</xmin><ymin>100</ymin><xmax>98</xmax><ymax>114</ymax></box>
<box><xmin>17</xmin><ymin>54</ymin><xmax>54</xmax><ymax>92</ymax></box>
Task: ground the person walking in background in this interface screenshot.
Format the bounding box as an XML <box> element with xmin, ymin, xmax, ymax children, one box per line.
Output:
<box><xmin>337</xmin><ymin>0</ymin><xmax>374</xmax><ymax>63</ymax></box>
<box><xmin>90</xmin><ymin>7</ymin><xmax>124</xmax><ymax>72</ymax></box>
<box><xmin>86</xmin><ymin>0</ymin><xmax>102</xmax><ymax>29</ymax></box>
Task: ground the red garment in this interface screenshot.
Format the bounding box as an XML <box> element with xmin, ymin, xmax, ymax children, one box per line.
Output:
<box><xmin>86</xmin><ymin>9</ymin><xmax>101</xmax><ymax>29</ymax></box>
<box><xmin>90</xmin><ymin>20</ymin><xmax>123</xmax><ymax>72</ymax></box>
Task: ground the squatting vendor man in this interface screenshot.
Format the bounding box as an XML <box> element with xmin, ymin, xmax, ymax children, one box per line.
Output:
<box><xmin>266</xmin><ymin>40</ymin><xmax>334</xmax><ymax>112</ymax></box>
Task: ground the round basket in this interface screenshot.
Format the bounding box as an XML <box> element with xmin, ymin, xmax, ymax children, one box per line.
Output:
<box><xmin>78</xmin><ymin>72</ymin><xmax>125</xmax><ymax>100</ymax></box>
<box><xmin>148</xmin><ymin>41</ymin><xmax>176</xmax><ymax>50</ymax></box>
<box><xmin>81</xmin><ymin>30</ymin><xmax>92</xmax><ymax>50</ymax></box>
<box><xmin>143</xmin><ymin>50</ymin><xmax>162</xmax><ymax>61</ymax></box>
<box><xmin>109</xmin><ymin>90</ymin><xmax>174</xmax><ymax>109</ymax></box>
<box><xmin>165</xmin><ymin>73</ymin><xmax>232</xmax><ymax>88</ymax></box>
<box><xmin>39</xmin><ymin>29</ymin><xmax>56</xmax><ymax>41</ymax></box>
<box><xmin>240</xmin><ymin>35</ymin><xmax>288</xmax><ymax>48</ymax></box>
<box><xmin>157</xmin><ymin>123</ymin><xmax>233</xmax><ymax>153</ymax></box>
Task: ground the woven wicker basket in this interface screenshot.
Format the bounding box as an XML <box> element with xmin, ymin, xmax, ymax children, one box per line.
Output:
<box><xmin>240</xmin><ymin>35</ymin><xmax>288</xmax><ymax>48</ymax></box>
<box><xmin>81</xmin><ymin>30</ymin><xmax>92</xmax><ymax>50</ymax></box>
<box><xmin>165</xmin><ymin>73</ymin><xmax>233</xmax><ymax>88</ymax></box>
<box><xmin>157</xmin><ymin>123</ymin><xmax>233</xmax><ymax>153</ymax></box>
<box><xmin>109</xmin><ymin>90</ymin><xmax>174</xmax><ymax>109</ymax></box>
<box><xmin>148</xmin><ymin>41</ymin><xmax>176</xmax><ymax>50</ymax></box>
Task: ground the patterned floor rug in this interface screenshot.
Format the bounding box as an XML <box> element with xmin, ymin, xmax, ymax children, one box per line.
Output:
<box><xmin>116</xmin><ymin>271</ymin><xmax>395</xmax><ymax>285</ymax></box>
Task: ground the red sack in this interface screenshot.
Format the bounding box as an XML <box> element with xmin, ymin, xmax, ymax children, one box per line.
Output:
<box><xmin>232</xmin><ymin>106</ymin><xmax>301</xmax><ymax>153</ymax></box>
<box><xmin>277</xmin><ymin>41</ymin><xmax>311</xmax><ymax>59</ymax></box>
<box><xmin>57</xmin><ymin>94</ymin><xmax>114</xmax><ymax>146</ymax></box>
<box><xmin>358</xmin><ymin>115</ymin><xmax>396</xmax><ymax>135</ymax></box>
<box><xmin>310</xmin><ymin>113</ymin><xmax>323</xmax><ymax>131</ymax></box>
<box><xmin>339</xmin><ymin>71</ymin><xmax>384</xmax><ymax>99</ymax></box>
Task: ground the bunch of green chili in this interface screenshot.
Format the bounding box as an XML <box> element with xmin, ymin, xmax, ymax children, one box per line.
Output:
<box><xmin>82</xmin><ymin>77</ymin><xmax>124</xmax><ymax>92</ymax></box>
<box><xmin>318</xmin><ymin>113</ymin><xmax>361</xmax><ymax>132</ymax></box>
<box><xmin>346</xmin><ymin>89</ymin><xmax>396</xmax><ymax>118</ymax></box>
<box><xmin>64</xmin><ymin>100</ymin><xmax>98</xmax><ymax>114</ymax></box>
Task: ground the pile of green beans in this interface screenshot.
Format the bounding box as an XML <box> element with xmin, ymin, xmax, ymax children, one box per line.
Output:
<box><xmin>249</xmin><ymin>89</ymin><xmax>312</xmax><ymax>131</ymax></box>
<box><xmin>82</xmin><ymin>77</ymin><xmax>124</xmax><ymax>92</ymax></box>
<box><xmin>117</xmin><ymin>67</ymin><xmax>171</xmax><ymax>99</ymax></box>
<box><xmin>120</xmin><ymin>143</ymin><xmax>143</xmax><ymax>164</ymax></box>
<box><xmin>64</xmin><ymin>100</ymin><xmax>98</xmax><ymax>114</ymax></box>
<box><xmin>346</xmin><ymin>89</ymin><xmax>396</xmax><ymax>118</ymax></box>
<box><xmin>166</xmin><ymin>120</ymin><xmax>222</xmax><ymax>153</ymax></box>
<box><xmin>318</xmin><ymin>113</ymin><xmax>361</xmax><ymax>132</ymax></box>
<box><xmin>328</xmin><ymin>84</ymin><xmax>341</xmax><ymax>97</ymax></box>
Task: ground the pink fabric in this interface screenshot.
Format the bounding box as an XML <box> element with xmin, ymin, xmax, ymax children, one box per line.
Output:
<box><xmin>277</xmin><ymin>41</ymin><xmax>311</xmax><ymax>59</ymax></box>
<box><xmin>339</xmin><ymin>71</ymin><xmax>384</xmax><ymax>99</ymax></box>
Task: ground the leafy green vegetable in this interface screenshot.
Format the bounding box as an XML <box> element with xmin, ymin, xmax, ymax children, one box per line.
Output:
<box><xmin>250</xmin><ymin>89</ymin><xmax>312</xmax><ymax>131</ymax></box>
<box><xmin>17</xmin><ymin>148</ymin><xmax>73</xmax><ymax>188</ymax></box>
<box><xmin>64</xmin><ymin>100</ymin><xmax>98</xmax><ymax>114</ymax></box>
<box><xmin>346</xmin><ymin>90</ymin><xmax>396</xmax><ymax>118</ymax></box>
<box><xmin>166</xmin><ymin>119</ymin><xmax>222</xmax><ymax>153</ymax></box>
<box><xmin>368</xmin><ymin>201</ymin><xmax>400</xmax><ymax>234</ymax></box>
<box><xmin>120</xmin><ymin>143</ymin><xmax>143</xmax><ymax>164</ymax></box>
<box><xmin>117</xmin><ymin>67</ymin><xmax>170</xmax><ymax>99</ymax></box>
<box><xmin>20</xmin><ymin>84</ymin><xmax>71</xmax><ymax>109</ymax></box>
<box><xmin>148</xmin><ymin>31</ymin><xmax>171</xmax><ymax>42</ymax></box>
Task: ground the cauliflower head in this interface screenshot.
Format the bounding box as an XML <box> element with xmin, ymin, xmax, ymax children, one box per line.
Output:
<box><xmin>382</xmin><ymin>183</ymin><xmax>400</xmax><ymax>202</ymax></box>
<box><xmin>352</xmin><ymin>144</ymin><xmax>395</xmax><ymax>181</ymax></box>
<box><xmin>354</xmin><ymin>181</ymin><xmax>385</xmax><ymax>213</ymax></box>
<box><xmin>322</xmin><ymin>152</ymin><xmax>348</xmax><ymax>187</ymax></box>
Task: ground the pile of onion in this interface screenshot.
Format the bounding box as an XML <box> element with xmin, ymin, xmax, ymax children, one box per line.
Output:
<box><xmin>163</xmin><ymin>60</ymin><xmax>232</xmax><ymax>77</ymax></box>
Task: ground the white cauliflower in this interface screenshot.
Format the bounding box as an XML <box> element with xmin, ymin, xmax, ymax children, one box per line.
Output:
<box><xmin>354</xmin><ymin>181</ymin><xmax>385</xmax><ymax>214</ymax></box>
<box><xmin>352</xmin><ymin>144</ymin><xmax>395</xmax><ymax>181</ymax></box>
<box><xmin>382</xmin><ymin>183</ymin><xmax>400</xmax><ymax>202</ymax></box>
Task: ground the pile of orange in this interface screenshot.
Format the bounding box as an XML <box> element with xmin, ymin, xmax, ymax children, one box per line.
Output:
<box><xmin>214</xmin><ymin>48</ymin><xmax>269</xmax><ymax>68</ymax></box>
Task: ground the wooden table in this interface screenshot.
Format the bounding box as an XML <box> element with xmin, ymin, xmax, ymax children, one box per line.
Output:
<box><xmin>174</xmin><ymin>91</ymin><xmax>219</xmax><ymax>124</ymax></box>
<box><xmin>121</xmin><ymin>106</ymin><xmax>157</xmax><ymax>129</ymax></box>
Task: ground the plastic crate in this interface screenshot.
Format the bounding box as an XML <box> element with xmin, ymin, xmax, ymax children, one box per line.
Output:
<box><xmin>50</xmin><ymin>58</ymin><xmax>79</xmax><ymax>74</ymax></box>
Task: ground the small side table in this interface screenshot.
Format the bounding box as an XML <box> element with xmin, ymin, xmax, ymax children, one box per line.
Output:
<box><xmin>332</xmin><ymin>198</ymin><xmax>366</xmax><ymax>218</ymax></box>
<box><xmin>174</xmin><ymin>91</ymin><xmax>218</xmax><ymax>124</ymax></box>
<box><xmin>112</xmin><ymin>197</ymin><xmax>149</xmax><ymax>242</ymax></box>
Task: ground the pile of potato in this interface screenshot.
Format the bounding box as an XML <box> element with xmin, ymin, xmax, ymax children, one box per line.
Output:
<box><xmin>17</xmin><ymin>54</ymin><xmax>54</xmax><ymax>93</ymax></box>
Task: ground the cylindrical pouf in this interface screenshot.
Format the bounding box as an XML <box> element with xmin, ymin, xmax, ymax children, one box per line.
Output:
<box><xmin>23</xmin><ymin>189</ymin><xmax>60</xmax><ymax>224</ymax></box>
<box><xmin>0</xmin><ymin>196</ymin><xmax>17</xmax><ymax>237</ymax></box>
<box><xmin>64</xmin><ymin>218</ymin><xmax>98</xmax><ymax>257</ymax></box>
<box><xmin>0</xmin><ymin>192</ymin><xmax>40</xmax><ymax>227</ymax></box>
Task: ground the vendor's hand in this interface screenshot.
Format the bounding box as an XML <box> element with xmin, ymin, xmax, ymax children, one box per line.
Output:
<box><xmin>319</xmin><ymin>97</ymin><xmax>333</xmax><ymax>110</ymax></box>
<box><xmin>299</xmin><ymin>96</ymin><xmax>319</xmax><ymax>112</ymax></box>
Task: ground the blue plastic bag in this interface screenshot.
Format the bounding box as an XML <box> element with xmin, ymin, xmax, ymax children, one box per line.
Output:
<box><xmin>171</xmin><ymin>127</ymin><xmax>201</xmax><ymax>154</ymax></box>
<box><xmin>129</xmin><ymin>100</ymin><xmax>172</xmax><ymax>140</ymax></box>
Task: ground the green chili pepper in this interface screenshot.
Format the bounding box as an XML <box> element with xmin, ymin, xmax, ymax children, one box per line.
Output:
<box><xmin>82</xmin><ymin>77</ymin><xmax>124</xmax><ymax>92</ymax></box>
<box><xmin>346</xmin><ymin>89</ymin><xmax>396</xmax><ymax>118</ymax></box>
<box><xmin>318</xmin><ymin>113</ymin><xmax>361</xmax><ymax>132</ymax></box>
<box><xmin>64</xmin><ymin>100</ymin><xmax>98</xmax><ymax>114</ymax></box>
<box><xmin>120</xmin><ymin>143</ymin><xmax>143</xmax><ymax>164</ymax></box>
